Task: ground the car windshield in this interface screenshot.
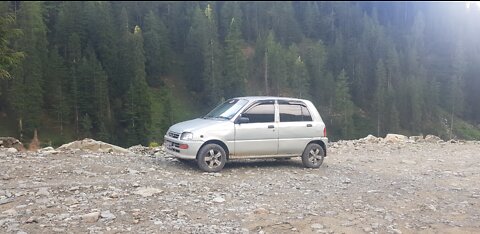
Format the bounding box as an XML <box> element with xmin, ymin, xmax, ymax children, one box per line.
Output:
<box><xmin>203</xmin><ymin>99</ymin><xmax>248</xmax><ymax>120</ymax></box>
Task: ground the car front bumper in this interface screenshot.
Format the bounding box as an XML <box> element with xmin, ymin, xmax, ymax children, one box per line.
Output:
<box><xmin>163</xmin><ymin>135</ymin><xmax>204</xmax><ymax>160</ymax></box>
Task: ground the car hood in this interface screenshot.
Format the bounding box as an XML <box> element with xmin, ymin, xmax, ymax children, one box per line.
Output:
<box><xmin>169</xmin><ymin>118</ymin><xmax>228</xmax><ymax>133</ymax></box>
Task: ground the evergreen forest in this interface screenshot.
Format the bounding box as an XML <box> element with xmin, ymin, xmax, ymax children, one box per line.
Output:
<box><xmin>1</xmin><ymin>1</ymin><xmax>480</xmax><ymax>147</ymax></box>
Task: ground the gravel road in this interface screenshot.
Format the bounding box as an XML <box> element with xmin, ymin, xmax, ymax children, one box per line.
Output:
<box><xmin>1</xmin><ymin>140</ymin><xmax>480</xmax><ymax>233</ymax></box>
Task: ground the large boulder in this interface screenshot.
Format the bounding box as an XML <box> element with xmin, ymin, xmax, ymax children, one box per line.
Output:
<box><xmin>57</xmin><ymin>138</ymin><xmax>131</xmax><ymax>154</ymax></box>
<box><xmin>425</xmin><ymin>135</ymin><xmax>443</xmax><ymax>143</ymax></box>
<box><xmin>359</xmin><ymin>134</ymin><xmax>381</xmax><ymax>144</ymax></box>
<box><xmin>0</xmin><ymin>137</ymin><xmax>25</xmax><ymax>151</ymax></box>
<box><xmin>384</xmin><ymin>134</ymin><xmax>408</xmax><ymax>144</ymax></box>
<box><xmin>409</xmin><ymin>135</ymin><xmax>424</xmax><ymax>143</ymax></box>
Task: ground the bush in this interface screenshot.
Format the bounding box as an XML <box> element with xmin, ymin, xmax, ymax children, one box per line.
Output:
<box><xmin>149</xmin><ymin>142</ymin><xmax>160</xmax><ymax>148</ymax></box>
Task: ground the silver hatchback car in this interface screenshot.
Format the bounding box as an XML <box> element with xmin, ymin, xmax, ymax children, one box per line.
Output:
<box><xmin>164</xmin><ymin>96</ymin><xmax>328</xmax><ymax>172</ymax></box>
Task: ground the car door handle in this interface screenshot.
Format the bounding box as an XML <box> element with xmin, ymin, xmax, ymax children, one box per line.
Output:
<box><xmin>268</xmin><ymin>125</ymin><xmax>275</xmax><ymax>129</ymax></box>
<box><xmin>306</xmin><ymin>124</ymin><xmax>312</xmax><ymax>127</ymax></box>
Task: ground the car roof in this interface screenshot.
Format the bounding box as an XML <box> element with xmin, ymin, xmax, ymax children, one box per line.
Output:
<box><xmin>233</xmin><ymin>96</ymin><xmax>309</xmax><ymax>102</ymax></box>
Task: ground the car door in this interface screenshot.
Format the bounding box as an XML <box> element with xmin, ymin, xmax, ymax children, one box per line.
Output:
<box><xmin>234</xmin><ymin>100</ymin><xmax>278</xmax><ymax>156</ymax></box>
<box><xmin>277</xmin><ymin>100</ymin><xmax>317</xmax><ymax>155</ymax></box>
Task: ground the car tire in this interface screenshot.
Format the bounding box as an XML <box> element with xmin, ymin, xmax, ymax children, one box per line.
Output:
<box><xmin>197</xmin><ymin>144</ymin><xmax>227</xmax><ymax>172</ymax></box>
<box><xmin>301</xmin><ymin>143</ymin><xmax>325</xmax><ymax>168</ymax></box>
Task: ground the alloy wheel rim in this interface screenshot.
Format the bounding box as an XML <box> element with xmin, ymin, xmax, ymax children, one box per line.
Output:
<box><xmin>205</xmin><ymin>149</ymin><xmax>222</xmax><ymax>168</ymax></box>
<box><xmin>308</xmin><ymin>148</ymin><xmax>323</xmax><ymax>165</ymax></box>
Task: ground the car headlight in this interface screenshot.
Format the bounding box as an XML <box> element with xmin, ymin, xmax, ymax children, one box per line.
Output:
<box><xmin>180</xmin><ymin>132</ymin><xmax>193</xmax><ymax>140</ymax></box>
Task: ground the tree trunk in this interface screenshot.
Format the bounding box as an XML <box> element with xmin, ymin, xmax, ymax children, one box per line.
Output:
<box><xmin>264</xmin><ymin>51</ymin><xmax>269</xmax><ymax>95</ymax></box>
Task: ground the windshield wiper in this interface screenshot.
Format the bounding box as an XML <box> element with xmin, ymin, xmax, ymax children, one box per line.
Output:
<box><xmin>212</xmin><ymin>116</ymin><xmax>229</xmax><ymax>120</ymax></box>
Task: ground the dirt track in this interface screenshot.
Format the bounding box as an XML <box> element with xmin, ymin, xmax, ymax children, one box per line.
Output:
<box><xmin>1</xmin><ymin>140</ymin><xmax>480</xmax><ymax>233</ymax></box>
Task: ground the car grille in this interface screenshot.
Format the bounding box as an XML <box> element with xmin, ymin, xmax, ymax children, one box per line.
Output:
<box><xmin>168</xmin><ymin>131</ymin><xmax>180</xmax><ymax>139</ymax></box>
<box><xmin>164</xmin><ymin>140</ymin><xmax>180</xmax><ymax>153</ymax></box>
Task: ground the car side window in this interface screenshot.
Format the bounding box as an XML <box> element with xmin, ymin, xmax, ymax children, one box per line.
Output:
<box><xmin>242</xmin><ymin>101</ymin><xmax>275</xmax><ymax>123</ymax></box>
<box><xmin>279</xmin><ymin>102</ymin><xmax>313</xmax><ymax>122</ymax></box>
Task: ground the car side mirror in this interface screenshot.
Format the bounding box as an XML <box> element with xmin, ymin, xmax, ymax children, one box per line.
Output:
<box><xmin>236</xmin><ymin>116</ymin><xmax>250</xmax><ymax>124</ymax></box>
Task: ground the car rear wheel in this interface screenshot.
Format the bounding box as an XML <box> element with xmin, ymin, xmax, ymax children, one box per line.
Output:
<box><xmin>197</xmin><ymin>144</ymin><xmax>227</xmax><ymax>172</ymax></box>
<box><xmin>301</xmin><ymin>143</ymin><xmax>325</xmax><ymax>168</ymax></box>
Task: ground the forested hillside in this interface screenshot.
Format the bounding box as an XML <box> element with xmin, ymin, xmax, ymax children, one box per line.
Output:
<box><xmin>1</xmin><ymin>1</ymin><xmax>480</xmax><ymax>147</ymax></box>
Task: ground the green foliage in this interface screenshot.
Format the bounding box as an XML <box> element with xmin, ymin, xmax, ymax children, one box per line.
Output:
<box><xmin>80</xmin><ymin>113</ymin><xmax>93</xmax><ymax>138</ymax></box>
<box><xmin>124</xmin><ymin>26</ymin><xmax>151</xmax><ymax>146</ymax></box>
<box><xmin>144</xmin><ymin>10</ymin><xmax>171</xmax><ymax>86</ymax></box>
<box><xmin>0</xmin><ymin>9</ymin><xmax>24</xmax><ymax>79</ymax></box>
<box><xmin>333</xmin><ymin>69</ymin><xmax>354</xmax><ymax>139</ymax></box>
<box><xmin>185</xmin><ymin>5</ymin><xmax>209</xmax><ymax>94</ymax></box>
<box><xmin>223</xmin><ymin>16</ymin><xmax>246</xmax><ymax>98</ymax></box>
<box><xmin>1</xmin><ymin>1</ymin><xmax>480</xmax><ymax>146</ymax></box>
<box><xmin>44</xmin><ymin>48</ymin><xmax>69</xmax><ymax>134</ymax></box>
<box><xmin>8</xmin><ymin>1</ymin><xmax>47</xmax><ymax>140</ymax></box>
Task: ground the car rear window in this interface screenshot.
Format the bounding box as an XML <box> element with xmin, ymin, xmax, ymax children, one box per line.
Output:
<box><xmin>279</xmin><ymin>101</ymin><xmax>312</xmax><ymax>122</ymax></box>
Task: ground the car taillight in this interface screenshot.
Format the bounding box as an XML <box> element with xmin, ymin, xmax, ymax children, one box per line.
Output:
<box><xmin>323</xmin><ymin>127</ymin><xmax>327</xmax><ymax>137</ymax></box>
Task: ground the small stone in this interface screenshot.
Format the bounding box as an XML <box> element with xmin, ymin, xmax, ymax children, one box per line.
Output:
<box><xmin>52</xmin><ymin>228</ymin><xmax>65</xmax><ymax>233</ymax></box>
<box><xmin>254</xmin><ymin>208</ymin><xmax>269</xmax><ymax>214</ymax></box>
<box><xmin>400</xmin><ymin>160</ymin><xmax>416</xmax><ymax>165</ymax></box>
<box><xmin>363</xmin><ymin>227</ymin><xmax>373</xmax><ymax>232</ymax></box>
<box><xmin>311</xmin><ymin>223</ymin><xmax>324</xmax><ymax>229</ymax></box>
<box><xmin>69</xmin><ymin>186</ymin><xmax>80</xmax><ymax>192</ymax></box>
<box><xmin>82</xmin><ymin>212</ymin><xmax>100</xmax><ymax>223</ymax></box>
<box><xmin>176</xmin><ymin>211</ymin><xmax>187</xmax><ymax>217</ymax></box>
<box><xmin>37</xmin><ymin>187</ymin><xmax>50</xmax><ymax>196</ymax></box>
<box><xmin>0</xmin><ymin>198</ymin><xmax>14</xmax><ymax>205</ymax></box>
<box><xmin>25</xmin><ymin>216</ymin><xmax>38</xmax><ymax>223</ymax></box>
<box><xmin>7</xmin><ymin>148</ymin><xmax>17</xmax><ymax>153</ymax></box>
<box><xmin>343</xmin><ymin>178</ymin><xmax>351</xmax><ymax>184</ymax></box>
<box><xmin>213</xmin><ymin>197</ymin><xmax>225</xmax><ymax>203</ymax></box>
<box><xmin>100</xmin><ymin>210</ymin><xmax>116</xmax><ymax>220</ymax></box>
<box><xmin>2</xmin><ymin>208</ymin><xmax>17</xmax><ymax>216</ymax></box>
<box><xmin>133</xmin><ymin>187</ymin><xmax>163</xmax><ymax>197</ymax></box>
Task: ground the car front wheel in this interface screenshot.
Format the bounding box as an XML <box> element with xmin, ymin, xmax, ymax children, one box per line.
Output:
<box><xmin>197</xmin><ymin>144</ymin><xmax>227</xmax><ymax>172</ymax></box>
<box><xmin>301</xmin><ymin>143</ymin><xmax>325</xmax><ymax>168</ymax></box>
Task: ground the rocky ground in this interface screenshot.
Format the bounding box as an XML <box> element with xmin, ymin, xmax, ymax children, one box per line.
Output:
<box><xmin>1</xmin><ymin>137</ymin><xmax>480</xmax><ymax>233</ymax></box>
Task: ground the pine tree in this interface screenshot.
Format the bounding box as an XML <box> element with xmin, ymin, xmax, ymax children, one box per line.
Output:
<box><xmin>80</xmin><ymin>113</ymin><xmax>93</xmax><ymax>138</ymax></box>
<box><xmin>9</xmin><ymin>1</ymin><xmax>48</xmax><ymax>140</ymax></box>
<box><xmin>202</xmin><ymin>3</ymin><xmax>223</xmax><ymax>105</ymax></box>
<box><xmin>84</xmin><ymin>1</ymin><xmax>117</xmax><ymax>88</ymax></box>
<box><xmin>144</xmin><ymin>10</ymin><xmax>171</xmax><ymax>86</ymax></box>
<box><xmin>286</xmin><ymin>44</ymin><xmax>309</xmax><ymax>98</ymax></box>
<box><xmin>448</xmin><ymin>41</ymin><xmax>466</xmax><ymax>139</ymax></box>
<box><xmin>264</xmin><ymin>31</ymin><xmax>287</xmax><ymax>96</ymax></box>
<box><xmin>303</xmin><ymin>40</ymin><xmax>332</xmax><ymax>106</ymax></box>
<box><xmin>334</xmin><ymin>69</ymin><xmax>354</xmax><ymax>139</ymax></box>
<box><xmin>219</xmin><ymin>1</ymin><xmax>242</xmax><ymax>42</ymax></box>
<box><xmin>66</xmin><ymin>33</ymin><xmax>81</xmax><ymax>136</ymax></box>
<box><xmin>302</xmin><ymin>2</ymin><xmax>320</xmax><ymax>38</ymax></box>
<box><xmin>223</xmin><ymin>16</ymin><xmax>246</xmax><ymax>98</ymax></box>
<box><xmin>44</xmin><ymin>48</ymin><xmax>69</xmax><ymax>134</ymax></box>
<box><xmin>125</xmin><ymin>26</ymin><xmax>151</xmax><ymax>146</ymax></box>
<box><xmin>374</xmin><ymin>59</ymin><xmax>387</xmax><ymax>136</ymax></box>
<box><xmin>185</xmin><ymin>5</ymin><xmax>208</xmax><ymax>93</ymax></box>
<box><xmin>0</xmin><ymin>2</ymin><xmax>24</xmax><ymax>80</ymax></box>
